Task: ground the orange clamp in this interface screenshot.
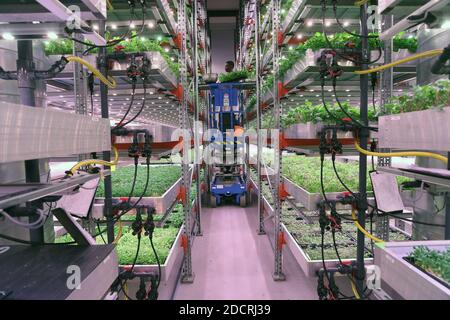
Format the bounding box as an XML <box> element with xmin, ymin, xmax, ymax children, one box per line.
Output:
<box><xmin>171</xmin><ymin>84</ymin><xmax>184</xmax><ymax>101</ymax></box>
<box><xmin>279</xmin><ymin>132</ymin><xmax>288</xmax><ymax>149</ymax></box>
<box><xmin>277</xmin><ymin>231</ymin><xmax>286</xmax><ymax>250</ymax></box>
<box><xmin>278</xmin><ymin>81</ymin><xmax>289</xmax><ymax>98</ymax></box>
<box><xmin>180</xmin><ymin>234</ymin><xmax>188</xmax><ymax>253</ymax></box>
<box><xmin>277</xmin><ymin>31</ymin><xmax>284</xmax><ymax>47</ymax></box>
<box><xmin>173</xmin><ymin>33</ymin><xmax>182</xmax><ymax>50</ymax></box>
<box><xmin>278</xmin><ymin>183</ymin><xmax>289</xmax><ymax>201</ymax></box>
<box><xmin>177</xmin><ymin>186</ymin><xmax>187</xmax><ymax>205</ymax></box>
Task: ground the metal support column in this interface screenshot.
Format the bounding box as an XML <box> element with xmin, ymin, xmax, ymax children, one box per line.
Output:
<box><xmin>376</xmin><ymin>14</ymin><xmax>394</xmax><ymax>241</ymax></box>
<box><xmin>98</xmin><ymin>20</ymin><xmax>114</xmax><ymax>244</ymax></box>
<box><xmin>446</xmin><ymin>152</ymin><xmax>450</xmax><ymax>239</ymax></box>
<box><xmin>256</xmin><ymin>0</ymin><xmax>265</xmax><ymax>235</ymax></box>
<box><xmin>193</xmin><ymin>0</ymin><xmax>202</xmax><ymax>236</ymax></box>
<box><xmin>356</xmin><ymin>3</ymin><xmax>370</xmax><ymax>295</ymax></box>
<box><xmin>17</xmin><ymin>41</ymin><xmax>40</xmax><ymax>184</ymax></box>
<box><xmin>272</xmin><ymin>0</ymin><xmax>285</xmax><ymax>281</ymax></box>
<box><xmin>179</xmin><ymin>0</ymin><xmax>194</xmax><ymax>283</ymax></box>
<box><xmin>73</xmin><ymin>33</ymin><xmax>89</xmax><ymax>163</ymax></box>
<box><xmin>17</xmin><ymin>40</ymin><xmax>44</xmax><ymax>243</ymax></box>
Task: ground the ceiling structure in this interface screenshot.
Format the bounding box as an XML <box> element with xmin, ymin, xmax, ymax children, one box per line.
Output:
<box><xmin>207</xmin><ymin>0</ymin><xmax>239</xmax><ymax>74</ymax></box>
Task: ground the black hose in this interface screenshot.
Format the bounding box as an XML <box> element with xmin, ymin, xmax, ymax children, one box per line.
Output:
<box><xmin>0</xmin><ymin>233</ymin><xmax>76</xmax><ymax>245</ymax></box>
<box><xmin>117</xmin><ymin>83</ymin><xmax>147</xmax><ymax>128</ymax></box>
<box><xmin>112</xmin><ymin>82</ymin><xmax>137</xmax><ymax>130</ymax></box>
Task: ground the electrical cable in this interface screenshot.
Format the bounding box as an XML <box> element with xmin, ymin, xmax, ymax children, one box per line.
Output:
<box><xmin>321</xmin><ymin>0</ymin><xmax>381</xmax><ymax>65</ymax></box>
<box><xmin>0</xmin><ymin>209</ymin><xmax>45</xmax><ymax>229</ymax></box>
<box><xmin>112</xmin><ymin>82</ymin><xmax>137</xmax><ymax>130</ymax></box>
<box><xmin>354</xmin><ymin>49</ymin><xmax>444</xmax><ymax>75</ymax></box>
<box><xmin>67</xmin><ymin>145</ymin><xmax>120</xmax><ymax>176</ymax></box>
<box><xmin>112</xmin><ymin>161</ymin><xmax>151</xmax><ymax>223</ymax></box>
<box><xmin>332</xmin><ymin>1</ymin><xmax>378</xmax><ymax>39</ymax></box>
<box><xmin>116</xmin><ymin>83</ymin><xmax>147</xmax><ymax>128</ymax></box>
<box><xmin>320</xmin><ymin>83</ymin><xmax>347</xmax><ymax>125</ymax></box>
<box><xmin>354</xmin><ymin>139</ymin><xmax>448</xmax><ymax>164</ymax></box>
<box><xmin>68</xmin><ymin>3</ymin><xmax>146</xmax><ymax>55</ymax></box>
<box><xmin>83</xmin><ymin>5</ymin><xmax>147</xmax><ymax>56</ymax></box>
<box><xmin>149</xmin><ymin>235</ymin><xmax>162</xmax><ymax>290</ymax></box>
<box><xmin>97</xmin><ymin>221</ymin><xmax>107</xmax><ymax>244</ymax></box>
<box><xmin>331</xmin><ymin>80</ymin><xmax>377</xmax><ymax>131</ymax></box>
<box><xmin>65</xmin><ymin>56</ymin><xmax>116</xmax><ymax>88</ymax></box>
<box><xmin>331</xmin><ymin>230</ymin><xmax>359</xmax><ymax>300</ymax></box>
<box><xmin>320</xmin><ymin>232</ymin><xmax>336</xmax><ymax>300</ymax></box>
<box><xmin>351</xmin><ymin>207</ymin><xmax>384</xmax><ymax>243</ymax></box>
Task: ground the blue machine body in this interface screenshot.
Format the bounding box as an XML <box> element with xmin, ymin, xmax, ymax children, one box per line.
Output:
<box><xmin>207</xmin><ymin>82</ymin><xmax>247</xmax><ymax>205</ymax></box>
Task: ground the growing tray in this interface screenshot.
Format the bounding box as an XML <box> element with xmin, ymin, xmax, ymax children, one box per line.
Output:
<box><xmin>93</xmin><ymin>175</ymin><xmax>183</xmax><ymax>215</ymax></box>
<box><xmin>250</xmin><ymin>164</ymin><xmax>353</xmax><ymax>211</ymax></box>
<box><xmin>118</xmin><ymin>225</ymin><xmax>185</xmax><ymax>300</ymax></box>
<box><xmin>374</xmin><ymin>240</ymin><xmax>450</xmax><ymax>300</ymax></box>
<box><xmin>48</xmin><ymin>51</ymin><xmax>177</xmax><ymax>90</ymax></box>
<box><xmin>249</xmin><ymin>176</ymin><xmax>372</xmax><ymax>277</ymax></box>
<box><xmin>284</xmin><ymin>122</ymin><xmax>378</xmax><ymax>140</ymax></box>
<box><xmin>378</xmin><ymin>106</ymin><xmax>450</xmax><ymax>152</ymax></box>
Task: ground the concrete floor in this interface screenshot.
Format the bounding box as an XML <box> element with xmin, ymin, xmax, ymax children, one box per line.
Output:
<box><xmin>173</xmin><ymin>204</ymin><xmax>318</xmax><ymax>300</ymax></box>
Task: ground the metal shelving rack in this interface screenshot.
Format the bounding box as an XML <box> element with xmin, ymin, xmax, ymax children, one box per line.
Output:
<box><xmin>247</xmin><ymin>0</ymin><xmax>286</xmax><ymax>280</ymax></box>
<box><xmin>0</xmin><ymin>0</ymin><xmax>211</xmax><ymax>293</ymax></box>
<box><xmin>376</xmin><ymin>0</ymin><xmax>450</xmax><ymax>243</ymax></box>
<box><xmin>245</xmin><ymin>0</ymin><xmax>417</xmax><ymax>293</ymax></box>
<box><xmin>0</xmin><ymin>0</ymin><xmax>118</xmax><ymax>299</ymax></box>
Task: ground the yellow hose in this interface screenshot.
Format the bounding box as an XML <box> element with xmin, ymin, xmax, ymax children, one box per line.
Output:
<box><xmin>354</xmin><ymin>140</ymin><xmax>448</xmax><ymax>164</ymax></box>
<box><xmin>113</xmin><ymin>220</ymin><xmax>123</xmax><ymax>244</ymax></box>
<box><xmin>354</xmin><ymin>49</ymin><xmax>444</xmax><ymax>75</ymax></box>
<box><xmin>351</xmin><ymin>277</ymin><xmax>361</xmax><ymax>299</ymax></box>
<box><xmin>66</xmin><ymin>56</ymin><xmax>116</xmax><ymax>89</ymax></box>
<box><xmin>354</xmin><ymin>0</ymin><xmax>369</xmax><ymax>6</ymax></box>
<box><xmin>67</xmin><ymin>145</ymin><xmax>119</xmax><ymax>176</ymax></box>
<box><xmin>123</xmin><ymin>282</ymin><xmax>129</xmax><ymax>300</ymax></box>
<box><xmin>351</xmin><ymin>208</ymin><xmax>384</xmax><ymax>243</ymax></box>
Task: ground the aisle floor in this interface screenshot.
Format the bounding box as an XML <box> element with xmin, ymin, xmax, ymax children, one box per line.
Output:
<box><xmin>173</xmin><ymin>204</ymin><xmax>318</xmax><ymax>300</ymax></box>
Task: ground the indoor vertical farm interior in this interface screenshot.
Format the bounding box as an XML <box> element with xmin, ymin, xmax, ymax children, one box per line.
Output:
<box><xmin>0</xmin><ymin>0</ymin><xmax>449</xmax><ymax>302</ymax></box>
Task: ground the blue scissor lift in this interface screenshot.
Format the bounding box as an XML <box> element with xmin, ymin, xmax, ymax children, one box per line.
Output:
<box><xmin>201</xmin><ymin>82</ymin><xmax>252</xmax><ymax>207</ymax></box>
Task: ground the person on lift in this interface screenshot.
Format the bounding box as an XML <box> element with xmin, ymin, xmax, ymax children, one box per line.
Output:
<box><xmin>225</xmin><ymin>60</ymin><xmax>235</xmax><ymax>73</ymax></box>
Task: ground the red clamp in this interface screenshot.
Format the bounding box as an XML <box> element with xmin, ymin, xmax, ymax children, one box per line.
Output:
<box><xmin>278</xmin><ymin>81</ymin><xmax>289</xmax><ymax>98</ymax></box>
<box><xmin>277</xmin><ymin>231</ymin><xmax>286</xmax><ymax>250</ymax></box>
<box><xmin>114</xmin><ymin>45</ymin><xmax>125</xmax><ymax>52</ymax></box>
<box><xmin>279</xmin><ymin>132</ymin><xmax>288</xmax><ymax>149</ymax></box>
<box><xmin>173</xmin><ymin>33</ymin><xmax>182</xmax><ymax>50</ymax></box>
<box><xmin>180</xmin><ymin>234</ymin><xmax>188</xmax><ymax>253</ymax></box>
<box><xmin>177</xmin><ymin>186</ymin><xmax>187</xmax><ymax>205</ymax></box>
<box><xmin>277</xmin><ymin>31</ymin><xmax>284</xmax><ymax>47</ymax></box>
<box><xmin>171</xmin><ymin>84</ymin><xmax>184</xmax><ymax>101</ymax></box>
<box><xmin>278</xmin><ymin>183</ymin><xmax>289</xmax><ymax>201</ymax></box>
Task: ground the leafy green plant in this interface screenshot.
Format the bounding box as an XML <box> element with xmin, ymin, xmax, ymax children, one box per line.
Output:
<box><xmin>393</xmin><ymin>32</ymin><xmax>418</xmax><ymax>53</ymax></box>
<box><xmin>281</xmin><ymin>101</ymin><xmax>377</xmax><ymax>127</ymax></box>
<box><xmin>282</xmin><ymin>205</ymin><xmax>408</xmax><ymax>260</ymax></box>
<box><xmin>383</xmin><ymin>79</ymin><xmax>450</xmax><ymax>115</ymax></box>
<box><xmin>256</xmin><ymin>155</ymin><xmax>411</xmax><ymax>194</ymax></box>
<box><xmin>95</xmin><ymin>165</ymin><xmax>181</xmax><ymax>198</ymax></box>
<box><xmin>219</xmin><ymin>70</ymin><xmax>250</xmax><ymax>83</ymax></box>
<box><xmin>56</xmin><ymin>208</ymin><xmax>184</xmax><ymax>265</ymax></box>
<box><xmin>408</xmin><ymin>246</ymin><xmax>450</xmax><ymax>283</ymax></box>
<box><xmin>43</xmin><ymin>34</ymin><xmax>180</xmax><ymax>76</ymax></box>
